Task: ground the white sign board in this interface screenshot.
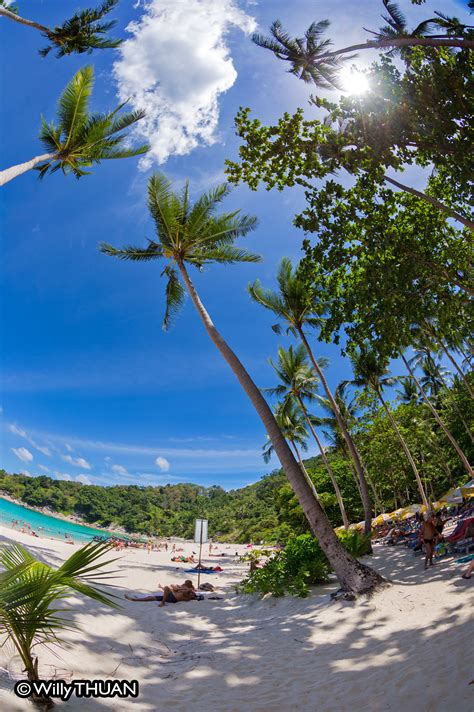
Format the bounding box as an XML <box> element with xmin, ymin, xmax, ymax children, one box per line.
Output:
<box><xmin>194</xmin><ymin>518</ymin><xmax>208</xmax><ymax>544</ymax></box>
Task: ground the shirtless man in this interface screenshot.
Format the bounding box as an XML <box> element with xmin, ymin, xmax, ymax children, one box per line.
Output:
<box><xmin>125</xmin><ymin>579</ymin><xmax>196</xmax><ymax>606</ymax></box>
<box><xmin>420</xmin><ymin>514</ymin><xmax>438</xmax><ymax>569</ymax></box>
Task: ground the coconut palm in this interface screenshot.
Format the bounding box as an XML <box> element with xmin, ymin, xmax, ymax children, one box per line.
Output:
<box><xmin>100</xmin><ymin>173</ymin><xmax>382</xmax><ymax>593</ymax></box>
<box><xmin>0</xmin><ymin>540</ymin><xmax>119</xmax><ymax>707</ymax></box>
<box><xmin>265</xmin><ymin>344</ymin><xmax>349</xmax><ymax>528</ymax></box>
<box><xmin>0</xmin><ymin>0</ymin><xmax>122</xmax><ymax>58</ymax></box>
<box><xmin>316</xmin><ymin>382</ymin><xmax>384</xmax><ymax>516</ymax></box>
<box><xmin>248</xmin><ymin>257</ymin><xmax>374</xmax><ymax>536</ymax></box>
<box><xmin>348</xmin><ymin>345</ymin><xmax>430</xmax><ymax>509</ymax></box>
<box><xmin>0</xmin><ymin>66</ymin><xmax>148</xmax><ymax>186</ymax></box>
<box><xmin>262</xmin><ymin>400</ymin><xmax>313</xmax><ymax>484</ymax></box>
<box><xmin>253</xmin><ymin>4</ymin><xmax>473</xmax><ymax>83</ymax></box>
<box><xmin>397</xmin><ymin>376</ymin><xmax>419</xmax><ymax>404</ymax></box>
<box><xmin>252</xmin><ymin>20</ymin><xmax>345</xmax><ymax>88</ymax></box>
<box><xmin>401</xmin><ymin>353</ymin><xmax>473</xmax><ymax>476</ymax></box>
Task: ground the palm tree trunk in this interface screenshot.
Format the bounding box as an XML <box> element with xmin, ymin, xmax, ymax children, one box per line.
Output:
<box><xmin>288</xmin><ymin>437</ymin><xmax>321</xmax><ymax>502</ymax></box>
<box><xmin>429</xmin><ymin>360</ymin><xmax>474</xmax><ymax>444</ymax></box>
<box><xmin>439</xmin><ymin>343</ymin><xmax>474</xmax><ymax>399</ymax></box>
<box><xmin>320</xmin><ymin>36</ymin><xmax>474</xmax><ymax>60</ymax></box>
<box><xmin>0</xmin><ymin>7</ymin><xmax>50</xmax><ymax>34</ymax></box>
<box><xmin>295</xmin><ymin>396</ymin><xmax>349</xmax><ymax>528</ymax></box>
<box><xmin>0</xmin><ymin>153</ymin><xmax>56</xmax><ymax>186</ymax></box>
<box><xmin>383</xmin><ymin>175</ymin><xmax>474</xmax><ymax>231</ymax></box>
<box><xmin>401</xmin><ymin>355</ymin><xmax>473</xmax><ymax>477</ymax></box>
<box><xmin>375</xmin><ymin>386</ymin><xmax>430</xmax><ymax>509</ymax></box>
<box><xmin>176</xmin><ymin>260</ymin><xmax>383</xmax><ymax>592</ymax></box>
<box><xmin>297</xmin><ymin>328</ymin><xmax>373</xmax><ymax>536</ymax></box>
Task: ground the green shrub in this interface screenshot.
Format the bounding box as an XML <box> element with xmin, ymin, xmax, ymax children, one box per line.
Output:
<box><xmin>239</xmin><ymin>534</ymin><xmax>331</xmax><ymax>597</ymax></box>
<box><xmin>336</xmin><ymin>529</ymin><xmax>372</xmax><ymax>556</ymax></box>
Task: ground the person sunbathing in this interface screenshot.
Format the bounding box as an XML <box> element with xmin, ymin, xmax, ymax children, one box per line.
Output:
<box><xmin>125</xmin><ymin>580</ymin><xmax>197</xmax><ymax>606</ymax></box>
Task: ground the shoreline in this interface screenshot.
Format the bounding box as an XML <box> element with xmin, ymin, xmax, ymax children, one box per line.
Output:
<box><xmin>0</xmin><ymin>492</ymin><xmax>135</xmax><ymax>540</ymax></box>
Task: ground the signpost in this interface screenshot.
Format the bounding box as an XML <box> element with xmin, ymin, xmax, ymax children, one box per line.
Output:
<box><xmin>194</xmin><ymin>518</ymin><xmax>208</xmax><ymax>588</ymax></box>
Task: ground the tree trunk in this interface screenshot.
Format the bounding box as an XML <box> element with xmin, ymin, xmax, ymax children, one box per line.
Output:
<box><xmin>296</xmin><ymin>395</ymin><xmax>349</xmax><ymax>529</ymax></box>
<box><xmin>176</xmin><ymin>260</ymin><xmax>383</xmax><ymax>592</ymax></box>
<box><xmin>401</xmin><ymin>355</ymin><xmax>473</xmax><ymax>477</ymax></box>
<box><xmin>320</xmin><ymin>36</ymin><xmax>474</xmax><ymax>61</ymax></box>
<box><xmin>383</xmin><ymin>175</ymin><xmax>474</xmax><ymax>231</ymax></box>
<box><xmin>297</xmin><ymin>328</ymin><xmax>373</xmax><ymax>535</ymax></box>
<box><xmin>429</xmin><ymin>359</ymin><xmax>474</xmax><ymax>444</ymax></box>
<box><xmin>375</xmin><ymin>387</ymin><xmax>430</xmax><ymax>509</ymax></box>
<box><xmin>0</xmin><ymin>153</ymin><xmax>56</xmax><ymax>186</ymax></box>
<box><xmin>0</xmin><ymin>7</ymin><xmax>50</xmax><ymax>34</ymax></box>
<box><xmin>440</xmin><ymin>343</ymin><xmax>474</xmax><ymax>399</ymax></box>
<box><xmin>289</xmin><ymin>438</ymin><xmax>321</xmax><ymax>502</ymax></box>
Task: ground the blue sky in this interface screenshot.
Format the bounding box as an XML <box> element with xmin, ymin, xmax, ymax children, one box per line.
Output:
<box><xmin>0</xmin><ymin>0</ymin><xmax>467</xmax><ymax>489</ymax></box>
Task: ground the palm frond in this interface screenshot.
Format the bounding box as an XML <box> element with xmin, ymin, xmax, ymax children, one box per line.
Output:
<box><xmin>162</xmin><ymin>266</ymin><xmax>186</xmax><ymax>331</ymax></box>
<box><xmin>57</xmin><ymin>65</ymin><xmax>94</xmax><ymax>142</ymax></box>
<box><xmin>193</xmin><ymin>245</ymin><xmax>261</xmax><ymax>265</ymax></box>
<box><xmin>99</xmin><ymin>240</ymin><xmax>163</xmax><ymax>261</ymax></box>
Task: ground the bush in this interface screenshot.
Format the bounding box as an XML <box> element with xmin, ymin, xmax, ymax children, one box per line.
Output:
<box><xmin>336</xmin><ymin>529</ymin><xmax>372</xmax><ymax>556</ymax></box>
<box><xmin>239</xmin><ymin>534</ymin><xmax>331</xmax><ymax>598</ymax></box>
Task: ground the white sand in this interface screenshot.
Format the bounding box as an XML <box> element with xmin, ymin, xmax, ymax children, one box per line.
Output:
<box><xmin>0</xmin><ymin>524</ymin><xmax>472</xmax><ymax>711</ymax></box>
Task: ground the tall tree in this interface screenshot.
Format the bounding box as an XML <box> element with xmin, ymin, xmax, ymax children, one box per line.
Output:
<box><xmin>101</xmin><ymin>174</ymin><xmax>383</xmax><ymax>593</ymax></box>
<box><xmin>0</xmin><ymin>0</ymin><xmax>122</xmax><ymax>57</ymax></box>
<box><xmin>0</xmin><ymin>66</ymin><xmax>148</xmax><ymax>186</ymax></box>
<box><xmin>249</xmin><ymin>257</ymin><xmax>374</xmax><ymax>535</ymax></box>
<box><xmin>401</xmin><ymin>354</ymin><xmax>473</xmax><ymax>476</ymax></box>
<box><xmin>266</xmin><ymin>344</ymin><xmax>349</xmax><ymax>528</ymax></box>
<box><xmin>348</xmin><ymin>345</ymin><xmax>430</xmax><ymax>509</ymax></box>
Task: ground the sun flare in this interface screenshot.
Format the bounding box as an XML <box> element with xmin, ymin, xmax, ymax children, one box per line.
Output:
<box><xmin>340</xmin><ymin>66</ymin><xmax>370</xmax><ymax>96</ymax></box>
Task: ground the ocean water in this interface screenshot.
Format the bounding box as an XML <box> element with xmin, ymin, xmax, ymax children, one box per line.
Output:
<box><xmin>0</xmin><ymin>496</ymin><xmax>114</xmax><ymax>543</ymax></box>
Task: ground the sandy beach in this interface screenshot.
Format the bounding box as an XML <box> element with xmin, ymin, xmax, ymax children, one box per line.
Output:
<box><xmin>0</xmin><ymin>524</ymin><xmax>472</xmax><ymax>712</ymax></box>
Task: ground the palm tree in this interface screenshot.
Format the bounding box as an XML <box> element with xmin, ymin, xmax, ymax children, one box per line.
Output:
<box><xmin>262</xmin><ymin>400</ymin><xmax>314</xmax><ymax>487</ymax></box>
<box><xmin>248</xmin><ymin>257</ymin><xmax>374</xmax><ymax>536</ymax></box>
<box><xmin>253</xmin><ymin>5</ymin><xmax>473</xmax><ymax>80</ymax></box>
<box><xmin>348</xmin><ymin>345</ymin><xmax>430</xmax><ymax>509</ymax></box>
<box><xmin>317</xmin><ymin>382</ymin><xmax>384</xmax><ymax>516</ymax></box>
<box><xmin>265</xmin><ymin>344</ymin><xmax>349</xmax><ymax>528</ymax></box>
<box><xmin>0</xmin><ymin>540</ymin><xmax>118</xmax><ymax>707</ymax></box>
<box><xmin>0</xmin><ymin>0</ymin><xmax>122</xmax><ymax>58</ymax></box>
<box><xmin>0</xmin><ymin>66</ymin><xmax>148</xmax><ymax>186</ymax></box>
<box><xmin>252</xmin><ymin>20</ymin><xmax>344</xmax><ymax>88</ymax></box>
<box><xmin>401</xmin><ymin>353</ymin><xmax>473</xmax><ymax>476</ymax></box>
<box><xmin>397</xmin><ymin>376</ymin><xmax>419</xmax><ymax>404</ymax></box>
<box><xmin>101</xmin><ymin>174</ymin><xmax>383</xmax><ymax>593</ymax></box>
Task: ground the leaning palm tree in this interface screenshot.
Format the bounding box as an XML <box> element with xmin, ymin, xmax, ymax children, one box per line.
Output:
<box><xmin>0</xmin><ymin>540</ymin><xmax>119</xmax><ymax>707</ymax></box>
<box><xmin>248</xmin><ymin>257</ymin><xmax>374</xmax><ymax>536</ymax></box>
<box><xmin>0</xmin><ymin>0</ymin><xmax>122</xmax><ymax>58</ymax></box>
<box><xmin>397</xmin><ymin>376</ymin><xmax>419</xmax><ymax>404</ymax></box>
<box><xmin>101</xmin><ymin>174</ymin><xmax>383</xmax><ymax>593</ymax></box>
<box><xmin>401</xmin><ymin>352</ymin><xmax>473</xmax><ymax>477</ymax></box>
<box><xmin>262</xmin><ymin>400</ymin><xmax>312</xmax><ymax>484</ymax></box>
<box><xmin>348</xmin><ymin>345</ymin><xmax>430</xmax><ymax>509</ymax></box>
<box><xmin>0</xmin><ymin>65</ymin><xmax>148</xmax><ymax>186</ymax></box>
<box><xmin>316</xmin><ymin>382</ymin><xmax>384</xmax><ymax>516</ymax></box>
<box><xmin>265</xmin><ymin>344</ymin><xmax>349</xmax><ymax>528</ymax></box>
<box><xmin>253</xmin><ymin>4</ymin><xmax>473</xmax><ymax>82</ymax></box>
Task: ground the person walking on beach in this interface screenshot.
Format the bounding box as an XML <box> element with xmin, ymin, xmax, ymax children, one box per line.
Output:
<box><xmin>420</xmin><ymin>514</ymin><xmax>438</xmax><ymax>569</ymax></box>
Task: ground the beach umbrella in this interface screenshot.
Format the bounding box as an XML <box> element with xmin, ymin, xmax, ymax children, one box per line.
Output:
<box><xmin>392</xmin><ymin>508</ymin><xmax>406</xmax><ymax>520</ymax></box>
<box><xmin>439</xmin><ymin>486</ymin><xmax>464</xmax><ymax>504</ymax></box>
<box><xmin>372</xmin><ymin>513</ymin><xmax>391</xmax><ymax>526</ymax></box>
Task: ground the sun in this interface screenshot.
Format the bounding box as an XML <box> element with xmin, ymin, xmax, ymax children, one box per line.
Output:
<box><xmin>339</xmin><ymin>66</ymin><xmax>370</xmax><ymax>96</ymax></box>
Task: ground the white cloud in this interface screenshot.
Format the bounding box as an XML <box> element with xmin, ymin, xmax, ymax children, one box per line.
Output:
<box><xmin>155</xmin><ymin>456</ymin><xmax>170</xmax><ymax>472</ymax></box>
<box><xmin>39</xmin><ymin>465</ymin><xmax>50</xmax><ymax>473</ymax></box>
<box><xmin>111</xmin><ymin>464</ymin><xmax>128</xmax><ymax>475</ymax></box>
<box><xmin>114</xmin><ymin>0</ymin><xmax>256</xmax><ymax>166</ymax></box>
<box><xmin>9</xmin><ymin>424</ymin><xmax>27</xmax><ymax>437</ymax></box>
<box><xmin>20</xmin><ymin>470</ymin><xmax>31</xmax><ymax>477</ymax></box>
<box><xmin>12</xmin><ymin>447</ymin><xmax>33</xmax><ymax>463</ymax></box>
<box><xmin>62</xmin><ymin>454</ymin><xmax>91</xmax><ymax>470</ymax></box>
<box><xmin>55</xmin><ymin>472</ymin><xmax>72</xmax><ymax>481</ymax></box>
<box><xmin>65</xmin><ymin>443</ymin><xmax>73</xmax><ymax>452</ymax></box>
<box><xmin>9</xmin><ymin>423</ymin><xmax>52</xmax><ymax>457</ymax></box>
<box><xmin>76</xmin><ymin>474</ymin><xmax>92</xmax><ymax>485</ymax></box>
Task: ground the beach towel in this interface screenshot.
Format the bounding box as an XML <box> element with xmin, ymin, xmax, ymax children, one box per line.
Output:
<box><xmin>184</xmin><ymin>567</ymin><xmax>221</xmax><ymax>574</ymax></box>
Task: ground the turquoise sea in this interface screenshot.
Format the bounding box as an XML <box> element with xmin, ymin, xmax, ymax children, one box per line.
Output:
<box><xmin>0</xmin><ymin>496</ymin><xmax>115</xmax><ymax>543</ymax></box>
